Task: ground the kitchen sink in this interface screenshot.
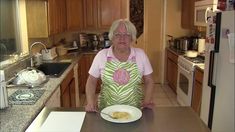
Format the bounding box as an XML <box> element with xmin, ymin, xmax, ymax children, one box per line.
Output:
<box><xmin>36</xmin><ymin>62</ymin><xmax>71</xmax><ymax>77</ymax></box>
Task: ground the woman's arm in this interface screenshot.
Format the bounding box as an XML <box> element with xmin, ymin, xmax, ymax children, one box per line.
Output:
<box><xmin>85</xmin><ymin>75</ymin><xmax>98</xmax><ymax>112</ymax></box>
<box><xmin>142</xmin><ymin>73</ymin><xmax>154</xmax><ymax>109</ymax></box>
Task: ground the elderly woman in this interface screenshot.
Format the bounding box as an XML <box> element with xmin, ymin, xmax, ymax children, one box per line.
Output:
<box><xmin>85</xmin><ymin>19</ymin><xmax>154</xmax><ymax>112</ymax></box>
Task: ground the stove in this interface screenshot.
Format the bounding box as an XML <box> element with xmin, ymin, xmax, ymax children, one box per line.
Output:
<box><xmin>177</xmin><ymin>55</ymin><xmax>205</xmax><ymax>106</ymax></box>
<box><xmin>178</xmin><ymin>55</ymin><xmax>205</xmax><ymax>71</ymax></box>
<box><xmin>183</xmin><ymin>55</ymin><xmax>205</xmax><ymax>64</ymax></box>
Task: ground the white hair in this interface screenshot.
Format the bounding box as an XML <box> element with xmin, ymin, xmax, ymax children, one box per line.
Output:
<box><xmin>108</xmin><ymin>19</ymin><xmax>137</xmax><ymax>42</ymax></box>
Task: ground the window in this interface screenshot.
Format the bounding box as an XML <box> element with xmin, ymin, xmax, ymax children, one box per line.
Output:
<box><xmin>0</xmin><ymin>0</ymin><xmax>28</xmax><ymax>69</ymax></box>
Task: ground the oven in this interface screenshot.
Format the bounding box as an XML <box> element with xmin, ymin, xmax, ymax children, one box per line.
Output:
<box><xmin>177</xmin><ymin>55</ymin><xmax>205</xmax><ymax>106</ymax></box>
<box><xmin>177</xmin><ymin>56</ymin><xmax>194</xmax><ymax>106</ymax></box>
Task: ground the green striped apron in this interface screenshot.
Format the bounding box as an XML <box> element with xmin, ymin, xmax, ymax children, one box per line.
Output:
<box><xmin>98</xmin><ymin>56</ymin><xmax>143</xmax><ymax>110</ymax></box>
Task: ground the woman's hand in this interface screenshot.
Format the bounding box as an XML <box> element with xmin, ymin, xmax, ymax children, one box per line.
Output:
<box><xmin>85</xmin><ymin>103</ymin><xmax>97</xmax><ymax>112</ymax></box>
<box><xmin>141</xmin><ymin>101</ymin><xmax>154</xmax><ymax>109</ymax></box>
<box><xmin>142</xmin><ymin>74</ymin><xmax>154</xmax><ymax>109</ymax></box>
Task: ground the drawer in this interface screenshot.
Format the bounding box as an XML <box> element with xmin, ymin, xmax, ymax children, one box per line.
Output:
<box><xmin>167</xmin><ymin>49</ymin><xmax>178</xmax><ymax>64</ymax></box>
<box><xmin>195</xmin><ymin>68</ymin><xmax>204</xmax><ymax>83</ymax></box>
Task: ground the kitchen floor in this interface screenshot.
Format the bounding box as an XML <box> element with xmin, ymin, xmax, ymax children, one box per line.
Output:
<box><xmin>79</xmin><ymin>84</ymin><xmax>180</xmax><ymax>107</ymax></box>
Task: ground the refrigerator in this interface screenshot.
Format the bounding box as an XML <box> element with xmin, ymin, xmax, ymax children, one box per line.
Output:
<box><xmin>200</xmin><ymin>10</ymin><xmax>234</xmax><ymax>132</ymax></box>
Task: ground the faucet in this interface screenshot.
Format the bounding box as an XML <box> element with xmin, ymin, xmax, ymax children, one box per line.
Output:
<box><xmin>29</xmin><ymin>42</ymin><xmax>48</xmax><ymax>67</ymax></box>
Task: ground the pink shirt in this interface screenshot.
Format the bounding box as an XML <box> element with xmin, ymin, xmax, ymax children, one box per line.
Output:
<box><xmin>89</xmin><ymin>46</ymin><xmax>153</xmax><ymax>78</ymax></box>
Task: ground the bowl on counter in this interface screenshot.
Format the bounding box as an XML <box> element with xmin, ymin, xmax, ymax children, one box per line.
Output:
<box><xmin>11</xmin><ymin>67</ymin><xmax>48</xmax><ymax>88</ymax></box>
<box><xmin>185</xmin><ymin>50</ymin><xmax>198</xmax><ymax>58</ymax></box>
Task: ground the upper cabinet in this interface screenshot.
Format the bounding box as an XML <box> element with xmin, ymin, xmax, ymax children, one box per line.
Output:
<box><xmin>97</xmin><ymin>0</ymin><xmax>127</xmax><ymax>30</ymax></box>
<box><xmin>26</xmin><ymin>0</ymin><xmax>67</xmax><ymax>38</ymax></box>
<box><xmin>26</xmin><ymin>0</ymin><xmax>127</xmax><ymax>37</ymax></box>
<box><xmin>48</xmin><ymin>0</ymin><xmax>67</xmax><ymax>35</ymax></box>
<box><xmin>83</xmin><ymin>0</ymin><xmax>127</xmax><ymax>31</ymax></box>
<box><xmin>66</xmin><ymin>0</ymin><xmax>83</xmax><ymax>31</ymax></box>
<box><xmin>83</xmin><ymin>0</ymin><xmax>98</xmax><ymax>30</ymax></box>
<box><xmin>181</xmin><ymin>0</ymin><xmax>195</xmax><ymax>29</ymax></box>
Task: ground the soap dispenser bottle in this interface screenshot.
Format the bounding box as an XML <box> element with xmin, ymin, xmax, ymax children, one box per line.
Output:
<box><xmin>0</xmin><ymin>70</ymin><xmax>8</xmax><ymax>109</ymax></box>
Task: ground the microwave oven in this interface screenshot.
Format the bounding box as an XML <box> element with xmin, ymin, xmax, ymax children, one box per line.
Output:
<box><xmin>194</xmin><ymin>0</ymin><xmax>218</xmax><ymax>26</ymax></box>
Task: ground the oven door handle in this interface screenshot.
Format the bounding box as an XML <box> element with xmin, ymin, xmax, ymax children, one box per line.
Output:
<box><xmin>178</xmin><ymin>65</ymin><xmax>191</xmax><ymax>75</ymax></box>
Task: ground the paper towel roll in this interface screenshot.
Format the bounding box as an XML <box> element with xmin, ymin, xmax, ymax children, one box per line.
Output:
<box><xmin>198</xmin><ymin>39</ymin><xmax>205</xmax><ymax>53</ymax></box>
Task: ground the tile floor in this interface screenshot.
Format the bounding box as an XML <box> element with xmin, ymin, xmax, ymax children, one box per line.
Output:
<box><xmin>79</xmin><ymin>84</ymin><xmax>180</xmax><ymax>107</ymax></box>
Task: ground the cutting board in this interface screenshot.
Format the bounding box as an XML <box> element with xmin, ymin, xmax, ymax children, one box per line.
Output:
<box><xmin>40</xmin><ymin>111</ymin><xmax>86</xmax><ymax>132</ymax></box>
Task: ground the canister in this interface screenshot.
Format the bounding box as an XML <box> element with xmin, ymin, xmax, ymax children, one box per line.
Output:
<box><xmin>0</xmin><ymin>70</ymin><xmax>8</xmax><ymax>109</ymax></box>
<box><xmin>198</xmin><ymin>39</ymin><xmax>205</xmax><ymax>53</ymax></box>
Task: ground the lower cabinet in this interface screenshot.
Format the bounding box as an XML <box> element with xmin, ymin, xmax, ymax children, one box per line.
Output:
<box><xmin>191</xmin><ymin>67</ymin><xmax>204</xmax><ymax>115</ymax></box>
<box><xmin>45</xmin><ymin>86</ymin><xmax>61</xmax><ymax>108</ymax></box>
<box><xmin>60</xmin><ymin>69</ymin><xmax>76</xmax><ymax>108</ymax></box>
<box><xmin>166</xmin><ymin>49</ymin><xmax>178</xmax><ymax>93</ymax></box>
<box><xmin>79</xmin><ymin>53</ymin><xmax>101</xmax><ymax>94</ymax></box>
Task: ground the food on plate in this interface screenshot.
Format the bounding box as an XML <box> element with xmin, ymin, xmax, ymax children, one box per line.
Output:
<box><xmin>112</xmin><ymin>111</ymin><xmax>131</xmax><ymax>120</ymax></box>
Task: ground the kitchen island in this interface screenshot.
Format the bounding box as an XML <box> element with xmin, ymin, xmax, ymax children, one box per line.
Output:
<box><xmin>26</xmin><ymin>107</ymin><xmax>210</xmax><ymax>132</ymax></box>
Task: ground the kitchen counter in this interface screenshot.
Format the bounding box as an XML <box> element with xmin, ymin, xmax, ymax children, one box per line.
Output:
<box><xmin>0</xmin><ymin>50</ymin><xmax>98</xmax><ymax>132</ymax></box>
<box><xmin>167</xmin><ymin>47</ymin><xmax>185</xmax><ymax>56</ymax></box>
<box><xmin>27</xmin><ymin>107</ymin><xmax>210</xmax><ymax>132</ymax></box>
<box><xmin>196</xmin><ymin>65</ymin><xmax>205</xmax><ymax>71</ymax></box>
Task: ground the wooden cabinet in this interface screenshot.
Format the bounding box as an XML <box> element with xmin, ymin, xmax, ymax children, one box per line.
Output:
<box><xmin>60</xmin><ymin>69</ymin><xmax>76</xmax><ymax>108</ymax></box>
<box><xmin>79</xmin><ymin>53</ymin><xmax>101</xmax><ymax>94</ymax></box>
<box><xmin>83</xmin><ymin>0</ymin><xmax>97</xmax><ymax>30</ymax></box>
<box><xmin>66</xmin><ymin>0</ymin><xmax>83</xmax><ymax>31</ymax></box>
<box><xmin>83</xmin><ymin>0</ymin><xmax>127</xmax><ymax>30</ymax></box>
<box><xmin>166</xmin><ymin>49</ymin><xmax>178</xmax><ymax>93</ymax></box>
<box><xmin>26</xmin><ymin>0</ymin><xmax>67</xmax><ymax>38</ymax></box>
<box><xmin>181</xmin><ymin>0</ymin><xmax>195</xmax><ymax>29</ymax></box>
<box><xmin>97</xmin><ymin>0</ymin><xmax>127</xmax><ymax>30</ymax></box>
<box><xmin>192</xmin><ymin>67</ymin><xmax>204</xmax><ymax>116</ymax></box>
<box><xmin>45</xmin><ymin>87</ymin><xmax>61</xmax><ymax>108</ymax></box>
<box><xmin>80</xmin><ymin>54</ymin><xmax>95</xmax><ymax>94</ymax></box>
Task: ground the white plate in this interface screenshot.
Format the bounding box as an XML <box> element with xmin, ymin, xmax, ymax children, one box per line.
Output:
<box><xmin>100</xmin><ymin>105</ymin><xmax>142</xmax><ymax>123</ymax></box>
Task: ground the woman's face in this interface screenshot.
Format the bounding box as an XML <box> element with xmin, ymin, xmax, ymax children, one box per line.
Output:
<box><xmin>112</xmin><ymin>23</ymin><xmax>132</xmax><ymax>50</ymax></box>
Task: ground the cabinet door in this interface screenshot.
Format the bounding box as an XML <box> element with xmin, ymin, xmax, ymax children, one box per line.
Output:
<box><xmin>83</xmin><ymin>0</ymin><xmax>97</xmax><ymax>29</ymax></box>
<box><xmin>181</xmin><ymin>0</ymin><xmax>195</xmax><ymax>29</ymax></box>
<box><xmin>66</xmin><ymin>0</ymin><xmax>83</xmax><ymax>31</ymax></box>
<box><xmin>97</xmin><ymin>0</ymin><xmax>127</xmax><ymax>29</ymax></box>
<box><xmin>80</xmin><ymin>54</ymin><xmax>101</xmax><ymax>94</ymax></box>
<box><xmin>192</xmin><ymin>81</ymin><xmax>202</xmax><ymax>115</ymax></box>
<box><xmin>166</xmin><ymin>58</ymin><xmax>178</xmax><ymax>93</ymax></box>
<box><xmin>61</xmin><ymin>69</ymin><xmax>74</xmax><ymax>107</ymax></box>
<box><xmin>61</xmin><ymin>85</ymin><xmax>70</xmax><ymax>108</ymax></box>
<box><xmin>26</xmin><ymin>1</ymin><xmax>49</xmax><ymax>38</ymax></box>
<box><xmin>58</xmin><ymin>0</ymin><xmax>67</xmax><ymax>33</ymax></box>
<box><xmin>48</xmin><ymin>0</ymin><xmax>57</xmax><ymax>35</ymax></box>
<box><xmin>46</xmin><ymin>87</ymin><xmax>61</xmax><ymax>108</ymax></box>
<box><xmin>69</xmin><ymin>78</ymin><xmax>76</xmax><ymax>107</ymax></box>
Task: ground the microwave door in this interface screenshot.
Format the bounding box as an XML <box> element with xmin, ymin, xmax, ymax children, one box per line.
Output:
<box><xmin>194</xmin><ymin>4</ymin><xmax>217</xmax><ymax>27</ymax></box>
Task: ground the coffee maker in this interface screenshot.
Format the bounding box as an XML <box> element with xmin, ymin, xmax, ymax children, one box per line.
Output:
<box><xmin>102</xmin><ymin>32</ymin><xmax>111</xmax><ymax>48</ymax></box>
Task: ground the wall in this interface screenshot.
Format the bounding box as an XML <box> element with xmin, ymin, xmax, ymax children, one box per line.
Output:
<box><xmin>162</xmin><ymin>0</ymin><xmax>192</xmax><ymax>83</ymax></box>
<box><xmin>134</xmin><ymin>0</ymin><xmax>165</xmax><ymax>83</ymax></box>
<box><xmin>165</xmin><ymin>0</ymin><xmax>191</xmax><ymax>38</ymax></box>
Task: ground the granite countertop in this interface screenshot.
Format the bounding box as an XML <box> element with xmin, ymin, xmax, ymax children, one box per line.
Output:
<box><xmin>195</xmin><ymin>65</ymin><xmax>205</xmax><ymax>71</ymax></box>
<box><xmin>0</xmin><ymin>50</ymin><xmax>98</xmax><ymax>132</ymax></box>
